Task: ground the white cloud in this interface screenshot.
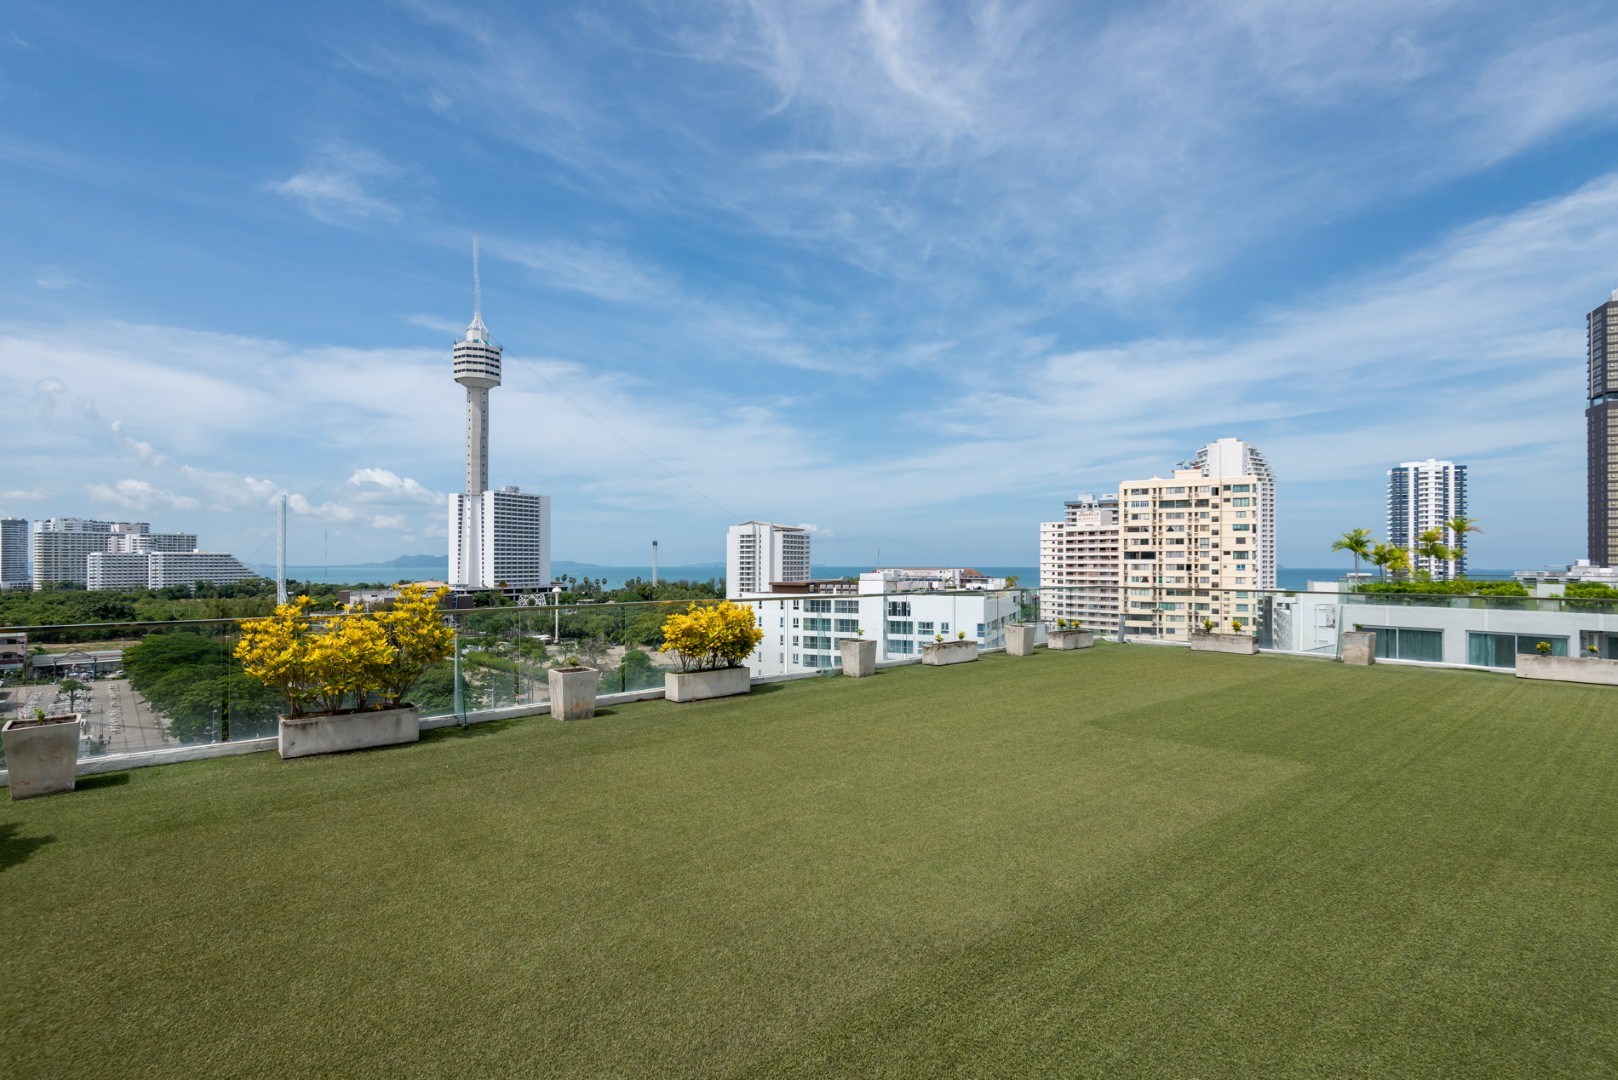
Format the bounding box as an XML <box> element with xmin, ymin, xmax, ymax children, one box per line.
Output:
<box><xmin>268</xmin><ymin>140</ymin><xmax>413</xmax><ymax>224</ymax></box>
<box><xmin>348</xmin><ymin>468</ymin><xmax>443</xmax><ymax>505</ymax></box>
<box><xmin>86</xmin><ymin>479</ymin><xmax>199</xmax><ymax>513</ymax></box>
<box><xmin>1</xmin><ymin>489</ymin><xmax>48</xmax><ymax>502</ymax></box>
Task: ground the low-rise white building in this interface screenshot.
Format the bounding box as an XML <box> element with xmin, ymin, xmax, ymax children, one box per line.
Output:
<box><xmin>736</xmin><ymin>567</ymin><xmax>1020</xmax><ymax>677</ymax></box>
<box><xmin>86</xmin><ymin>550</ymin><xmax>259</xmax><ymax>591</ymax></box>
<box><xmin>149</xmin><ymin>552</ymin><xmax>258</xmax><ymax>590</ymax></box>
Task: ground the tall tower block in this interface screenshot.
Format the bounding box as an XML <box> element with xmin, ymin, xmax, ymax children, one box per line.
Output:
<box><xmin>454</xmin><ymin>237</ymin><xmax>502</xmax><ymax>496</ymax></box>
<box><xmin>1588</xmin><ymin>290</ymin><xmax>1618</xmax><ymax>565</ymax></box>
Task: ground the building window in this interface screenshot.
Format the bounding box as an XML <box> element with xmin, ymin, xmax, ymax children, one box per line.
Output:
<box><xmin>1467</xmin><ymin>632</ymin><xmax>1566</xmax><ymax>669</ymax></box>
<box><xmin>1361</xmin><ymin>626</ymin><xmax>1443</xmax><ymax>663</ymax></box>
<box><xmin>887</xmin><ymin>620</ymin><xmax>913</xmax><ymax>636</ymax></box>
<box><xmin>805</xmin><ymin>599</ymin><xmax>831</xmax><ymax>613</ymax></box>
<box><xmin>888</xmin><ymin>600</ymin><xmax>911</xmax><ymax>617</ymax></box>
<box><xmin>834</xmin><ymin>599</ymin><xmax>859</xmax><ymax>613</ymax></box>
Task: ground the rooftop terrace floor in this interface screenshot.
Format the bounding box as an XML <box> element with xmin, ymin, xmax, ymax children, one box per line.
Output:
<box><xmin>4</xmin><ymin>646</ymin><xmax>1616</xmax><ymax>1076</ymax></box>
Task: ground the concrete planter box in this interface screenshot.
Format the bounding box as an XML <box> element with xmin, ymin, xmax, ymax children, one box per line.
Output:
<box><xmin>3</xmin><ymin>714</ymin><xmax>81</xmax><ymax>800</ymax></box>
<box><xmin>1341</xmin><ymin>630</ymin><xmax>1377</xmax><ymax>666</ymax></box>
<box><xmin>665</xmin><ymin>666</ymin><xmax>751</xmax><ymax>703</ymax></box>
<box><xmin>1048</xmin><ymin>629</ymin><xmax>1094</xmax><ymax>651</ymax></box>
<box><xmin>1516</xmin><ymin>653</ymin><xmax>1618</xmax><ymax>685</ymax></box>
<box><xmin>838</xmin><ymin>638</ymin><xmax>877</xmax><ymax>677</ymax></box>
<box><xmin>1006</xmin><ymin>624</ymin><xmax>1039</xmax><ymax>657</ymax></box>
<box><xmin>278</xmin><ymin>704</ymin><xmax>420</xmax><ymax>760</ymax></box>
<box><xmin>548</xmin><ymin>667</ymin><xmax>601</xmax><ymax>721</ymax></box>
<box><xmin>922</xmin><ymin>640</ymin><xmax>979</xmax><ymax>666</ymax></box>
<box><xmin>1190</xmin><ymin>632</ymin><xmax>1257</xmax><ymax>656</ymax></box>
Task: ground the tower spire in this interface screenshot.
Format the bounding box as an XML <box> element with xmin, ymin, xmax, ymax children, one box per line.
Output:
<box><xmin>470</xmin><ymin>235</ymin><xmax>486</xmax><ymax>336</ymax></box>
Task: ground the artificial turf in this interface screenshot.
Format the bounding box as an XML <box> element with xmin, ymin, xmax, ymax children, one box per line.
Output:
<box><xmin>3</xmin><ymin>646</ymin><xmax>1616</xmax><ymax>1076</ymax></box>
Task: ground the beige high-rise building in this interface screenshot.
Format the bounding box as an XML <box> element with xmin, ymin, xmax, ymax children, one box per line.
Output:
<box><xmin>1118</xmin><ymin>438</ymin><xmax>1276</xmax><ymax>642</ymax></box>
<box><xmin>1038</xmin><ymin>493</ymin><xmax>1120</xmax><ymax>634</ymax></box>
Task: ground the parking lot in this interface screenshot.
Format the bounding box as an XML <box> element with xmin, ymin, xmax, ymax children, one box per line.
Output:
<box><xmin>2</xmin><ymin>677</ymin><xmax>173</xmax><ymax>756</ymax></box>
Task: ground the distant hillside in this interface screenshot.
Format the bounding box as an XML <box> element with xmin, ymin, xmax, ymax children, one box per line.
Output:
<box><xmin>368</xmin><ymin>554</ymin><xmax>448</xmax><ymax>568</ymax></box>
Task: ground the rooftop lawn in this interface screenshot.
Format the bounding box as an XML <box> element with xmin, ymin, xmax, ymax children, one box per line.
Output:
<box><xmin>4</xmin><ymin>646</ymin><xmax>1616</xmax><ymax>1076</ymax></box>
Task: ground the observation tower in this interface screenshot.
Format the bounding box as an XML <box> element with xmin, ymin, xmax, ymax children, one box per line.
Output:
<box><xmin>454</xmin><ymin>237</ymin><xmax>502</xmax><ymax>496</ymax></box>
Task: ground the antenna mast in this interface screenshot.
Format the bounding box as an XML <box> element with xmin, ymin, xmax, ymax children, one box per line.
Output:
<box><xmin>472</xmin><ymin>235</ymin><xmax>482</xmax><ymax>324</ymax></box>
<box><xmin>276</xmin><ymin>494</ymin><xmax>288</xmax><ymax>605</ymax></box>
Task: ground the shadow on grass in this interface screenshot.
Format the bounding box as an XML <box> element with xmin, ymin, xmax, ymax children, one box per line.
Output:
<box><xmin>0</xmin><ymin>821</ymin><xmax>56</xmax><ymax>872</ymax></box>
<box><xmin>75</xmin><ymin>772</ymin><xmax>130</xmax><ymax>791</ymax></box>
<box><xmin>420</xmin><ymin>719</ymin><xmax>524</xmax><ymax>743</ymax></box>
<box><xmin>749</xmin><ymin>683</ymin><xmax>790</xmax><ymax>696</ymax></box>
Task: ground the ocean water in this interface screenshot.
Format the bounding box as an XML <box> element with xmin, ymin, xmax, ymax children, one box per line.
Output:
<box><xmin>264</xmin><ymin>563</ymin><xmax>1518</xmax><ymax>591</ymax></box>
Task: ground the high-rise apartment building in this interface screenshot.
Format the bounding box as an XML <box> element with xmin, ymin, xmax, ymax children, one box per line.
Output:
<box><xmin>446</xmin><ymin>246</ymin><xmax>552</xmax><ymax>591</ymax></box>
<box><xmin>725</xmin><ymin>522</ymin><xmax>811</xmax><ymax>599</ymax></box>
<box><xmin>1588</xmin><ymin>290</ymin><xmax>1618</xmax><ymax>565</ymax></box>
<box><xmin>0</xmin><ymin>517</ymin><xmax>27</xmax><ymax>590</ymax></box>
<box><xmin>33</xmin><ymin>517</ymin><xmax>254</xmax><ymax>591</ymax></box>
<box><xmin>32</xmin><ymin>518</ymin><xmax>134</xmax><ymax>588</ymax></box>
<box><xmin>1038</xmin><ymin>493</ymin><xmax>1120</xmax><ymax>634</ymax></box>
<box><xmin>1118</xmin><ymin>438</ymin><xmax>1276</xmax><ymax>641</ymax></box>
<box><xmin>1387</xmin><ymin>458</ymin><xmax>1468</xmax><ymax>579</ymax></box>
<box><xmin>450</xmin><ymin>486</ymin><xmax>551</xmax><ymax>590</ymax></box>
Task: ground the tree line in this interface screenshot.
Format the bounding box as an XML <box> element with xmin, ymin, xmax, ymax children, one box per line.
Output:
<box><xmin>1329</xmin><ymin>517</ymin><xmax>1527</xmax><ymax>594</ymax></box>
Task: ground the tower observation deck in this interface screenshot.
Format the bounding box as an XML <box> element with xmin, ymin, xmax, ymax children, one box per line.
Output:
<box><xmin>454</xmin><ymin>241</ymin><xmax>502</xmax><ymax>496</ymax></box>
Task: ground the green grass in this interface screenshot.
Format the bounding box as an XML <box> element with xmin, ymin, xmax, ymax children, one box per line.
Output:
<box><xmin>4</xmin><ymin>646</ymin><xmax>1617</xmax><ymax>1076</ymax></box>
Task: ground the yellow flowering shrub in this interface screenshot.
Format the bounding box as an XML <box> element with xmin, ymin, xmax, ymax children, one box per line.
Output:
<box><xmin>235</xmin><ymin>583</ymin><xmax>453</xmax><ymax>716</ymax></box>
<box><xmin>659</xmin><ymin>601</ymin><xmax>764</xmax><ymax>672</ymax></box>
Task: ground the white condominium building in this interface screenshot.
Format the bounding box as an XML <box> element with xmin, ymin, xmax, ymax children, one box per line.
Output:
<box><xmin>1038</xmin><ymin>493</ymin><xmax>1120</xmax><ymax>634</ymax></box>
<box><xmin>1387</xmin><ymin>458</ymin><xmax>1468</xmax><ymax>580</ymax></box>
<box><xmin>149</xmin><ymin>552</ymin><xmax>258</xmax><ymax>590</ymax></box>
<box><xmin>36</xmin><ymin>517</ymin><xmax>258</xmax><ymax>591</ymax></box>
<box><xmin>86</xmin><ymin>552</ymin><xmax>153</xmax><ymax>591</ymax></box>
<box><xmin>725</xmin><ymin>522</ymin><xmax>811</xmax><ymax>599</ymax></box>
<box><xmin>1119</xmin><ymin>438</ymin><xmax>1277</xmax><ymax>642</ymax></box>
<box><xmin>450</xmin><ymin>486</ymin><xmax>552</xmax><ymax>590</ymax></box>
<box><xmin>32</xmin><ymin>518</ymin><xmax>140</xmax><ymax>588</ymax></box>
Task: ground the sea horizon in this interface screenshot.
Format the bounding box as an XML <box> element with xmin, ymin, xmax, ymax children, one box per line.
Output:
<box><xmin>255</xmin><ymin>561</ymin><xmax>1523</xmax><ymax>591</ymax></box>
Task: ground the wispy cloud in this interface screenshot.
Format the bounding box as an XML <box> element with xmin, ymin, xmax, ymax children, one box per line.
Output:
<box><xmin>34</xmin><ymin>265</ymin><xmax>91</xmax><ymax>290</ymax></box>
<box><xmin>268</xmin><ymin>140</ymin><xmax>415</xmax><ymax>224</ymax></box>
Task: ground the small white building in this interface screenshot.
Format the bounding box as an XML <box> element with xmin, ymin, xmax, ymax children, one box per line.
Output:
<box><xmin>736</xmin><ymin>567</ymin><xmax>1020</xmax><ymax>677</ymax></box>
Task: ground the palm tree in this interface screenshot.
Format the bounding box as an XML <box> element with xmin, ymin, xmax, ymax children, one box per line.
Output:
<box><xmin>1415</xmin><ymin>528</ymin><xmax>1455</xmax><ymax>574</ymax></box>
<box><xmin>1444</xmin><ymin>515</ymin><xmax>1481</xmax><ymax>570</ymax></box>
<box><xmin>1386</xmin><ymin>546</ymin><xmax>1412</xmax><ymax>580</ymax></box>
<box><xmin>1372</xmin><ymin>540</ymin><xmax>1397</xmax><ymax>582</ymax></box>
<box><xmin>1331</xmin><ymin>528</ymin><xmax>1374</xmax><ymax>585</ymax></box>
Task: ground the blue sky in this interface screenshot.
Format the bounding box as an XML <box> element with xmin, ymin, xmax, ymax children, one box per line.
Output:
<box><xmin>3</xmin><ymin>1</ymin><xmax>1617</xmax><ymax>572</ymax></box>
